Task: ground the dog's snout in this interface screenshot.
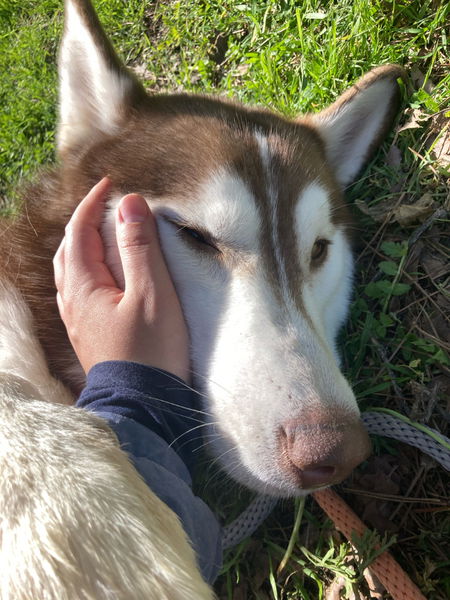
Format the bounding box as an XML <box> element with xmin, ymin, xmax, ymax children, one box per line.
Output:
<box><xmin>278</xmin><ymin>407</ymin><xmax>371</xmax><ymax>490</ymax></box>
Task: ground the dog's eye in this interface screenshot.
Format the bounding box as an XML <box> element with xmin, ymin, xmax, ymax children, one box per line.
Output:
<box><xmin>183</xmin><ymin>227</ymin><xmax>208</xmax><ymax>244</ymax></box>
<box><xmin>169</xmin><ymin>220</ymin><xmax>219</xmax><ymax>252</ymax></box>
<box><xmin>311</xmin><ymin>239</ymin><xmax>330</xmax><ymax>262</ymax></box>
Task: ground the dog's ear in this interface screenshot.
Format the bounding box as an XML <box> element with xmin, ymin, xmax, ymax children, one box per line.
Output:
<box><xmin>306</xmin><ymin>65</ymin><xmax>405</xmax><ymax>186</ymax></box>
<box><xmin>57</xmin><ymin>0</ymin><xmax>146</xmax><ymax>156</ymax></box>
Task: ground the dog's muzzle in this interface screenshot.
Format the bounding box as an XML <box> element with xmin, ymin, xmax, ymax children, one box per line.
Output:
<box><xmin>278</xmin><ymin>406</ymin><xmax>372</xmax><ymax>489</ymax></box>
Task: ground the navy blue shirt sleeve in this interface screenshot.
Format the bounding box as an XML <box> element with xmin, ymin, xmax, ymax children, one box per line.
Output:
<box><xmin>77</xmin><ymin>361</ymin><xmax>202</xmax><ymax>473</ymax></box>
<box><xmin>76</xmin><ymin>361</ymin><xmax>222</xmax><ymax>584</ymax></box>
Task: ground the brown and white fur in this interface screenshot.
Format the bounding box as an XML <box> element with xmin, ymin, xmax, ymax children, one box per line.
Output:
<box><xmin>0</xmin><ymin>0</ymin><xmax>404</xmax><ymax>597</ymax></box>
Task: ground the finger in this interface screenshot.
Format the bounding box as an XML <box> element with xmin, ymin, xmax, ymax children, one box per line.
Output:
<box><xmin>64</xmin><ymin>176</ymin><xmax>110</xmax><ymax>268</ymax></box>
<box><xmin>64</xmin><ymin>177</ymin><xmax>117</xmax><ymax>291</ymax></box>
<box><xmin>69</xmin><ymin>176</ymin><xmax>111</xmax><ymax>233</ymax></box>
<box><xmin>53</xmin><ymin>237</ymin><xmax>66</xmax><ymax>292</ymax></box>
<box><xmin>116</xmin><ymin>194</ymin><xmax>168</xmax><ymax>296</ymax></box>
<box><xmin>56</xmin><ymin>291</ymin><xmax>65</xmax><ymax>321</ymax></box>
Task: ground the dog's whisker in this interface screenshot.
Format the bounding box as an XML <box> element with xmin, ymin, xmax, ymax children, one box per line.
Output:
<box><xmin>205</xmin><ymin>444</ymin><xmax>239</xmax><ymax>473</ymax></box>
<box><xmin>168</xmin><ymin>421</ymin><xmax>220</xmax><ymax>448</ymax></box>
<box><xmin>191</xmin><ymin>433</ymin><xmax>223</xmax><ymax>453</ymax></box>
<box><xmin>137</xmin><ymin>393</ymin><xmax>214</xmax><ymax>419</ymax></box>
<box><xmin>146</xmin><ymin>366</ymin><xmax>214</xmax><ymax>405</ymax></box>
<box><xmin>188</xmin><ymin>368</ymin><xmax>236</xmax><ymax>401</ymax></box>
<box><xmin>200</xmin><ymin>459</ymin><xmax>245</xmax><ymax>496</ymax></box>
<box><xmin>176</xmin><ymin>431</ymin><xmax>222</xmax><ymax>453</ymax></box>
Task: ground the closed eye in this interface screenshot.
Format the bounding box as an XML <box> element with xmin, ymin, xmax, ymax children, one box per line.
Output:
<box><xmin>167</xmin><ymin>219</ymin><xmax>220</xmax><ymax>252</ymax></box>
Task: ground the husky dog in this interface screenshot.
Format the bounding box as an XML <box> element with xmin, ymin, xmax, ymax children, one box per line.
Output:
<box><xmin>0</xmin><ymin>0</ymin><xmax>404</xmax><ymax>597</ymax></box>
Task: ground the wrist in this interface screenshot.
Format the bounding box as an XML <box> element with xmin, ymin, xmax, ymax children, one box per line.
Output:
<box><xmin>85</xmin><ymin>360</ymin><xmax>190</xmax><ymax>388</ymax></box>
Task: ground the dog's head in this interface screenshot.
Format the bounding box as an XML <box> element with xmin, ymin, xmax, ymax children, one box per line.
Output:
<box><xmin>59</xmin><ymin>0</ymin><xmax>403</xmax><ymax>496</ymax></box>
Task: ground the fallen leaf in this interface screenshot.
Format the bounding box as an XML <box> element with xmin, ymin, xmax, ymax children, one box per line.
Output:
<box><xmin>325</xmin><ymin>576</ymin><xmax>347</xmax><ymax>600</ymax></box>
<box><xmin>392</xmin><ymin>192</ymin><xmax>435</xmax><ymax>226</ymax></box>
<box><xmin>432</xmin><ymin>375</ymin><xmax>450</xmax><ymax>412</ymax></box>
<box><xmin>351</xmin><ymin>455</ymin><xmax>404</xmax><ymax>533</ymax></box>
<box><xmin>404</xmin><ymin>239</ymin><xmax>424</xmax><ymax>280</ymax></box>
<box><xmin>130</xmin><ymin>63</ymin><xmax>156</xmax><ymax>82</ymax></box>
<box><xmin>190</xmin><ymin>69</ymin><xmax>202</xmax><ymax>84</ymax></box>
<box><xmin>235</xmin><ymin>63</ymin><xmax>250</xmax><ymax>76</ymax></box>
<box><xmin>421</xmin><ymin>250</ymin><xmax>449</xmax><ymax>279</ymax></box>
<box><xmin>397</xmin><ymin>108</ymin><xmax>430</xmax><ymax>134</ymax></box>
<box><xmin>419</xmin><ymin>312</ymin><xmax>450</xmax><ymax>353</ymax></box>
<box><xmin>363</xmin><ymin>567</ymin><xmax>385</xmax><ymax>599</ymax></box>
<box><xmin>431</xmin><ymin>119</ymin><xmax>450</xmax><ymax>170</ymax></box>
<box><xmin>386</xmin><ymin>143</ymin><xmax>402</xmax><ymax>169</ymax></box>
<box><xmin>326</xmin><ymin>575</ymin><xmax>362</xmax><ymax>600</ymax></box>
<box><xmin>354</xmin><ymin>197</ymin><xmax>394</xmax><ymax>222</ymax></box>
<box><xmin>410</xmin><ymin>65</ymin><xmax>435</xmax><ymax>94</ymax></box>
<box><xmin>436</xmin><ymin>290</ymin><xmax>450</xmax><ymax>310</ymax></box>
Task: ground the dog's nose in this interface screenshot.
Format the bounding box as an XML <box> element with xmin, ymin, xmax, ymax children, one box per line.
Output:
<box><xmin>278</xmin><ymin>407</ymin><xmax>371</xmax><ymax>489</ymax></box>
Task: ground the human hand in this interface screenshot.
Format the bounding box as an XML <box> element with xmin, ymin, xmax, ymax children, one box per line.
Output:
<box><xmin>53</xmin><ymin>177</ymin><xmax>190</xmax><ymax>382</ymax></box>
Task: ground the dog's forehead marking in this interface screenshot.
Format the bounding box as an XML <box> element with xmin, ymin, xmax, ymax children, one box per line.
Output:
<box><xmin>174</xmin><ymin>126</ymin><xmax>339</xmax><ymax>315</ymax></box>
<box><xmin>91</xmin><ymin>111</ymin><xmax>348</xmax><ymax>325</ymax></box>
<box><xmin>177</xmin><ymin>169</ymin><xmax>261</xmax><ymax>252</ymax></box>
<box><xmin>252</xmin><ymin>130</ymin><xmax>333</xmax><ymax>315</ymax></box>
<box><xmin>254</xmin><ymin>132</ymin><xmax>295</xmax><ymax>309</ymax></box>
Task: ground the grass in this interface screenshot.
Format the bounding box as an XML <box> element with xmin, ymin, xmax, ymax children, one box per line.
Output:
<box><xmin>1</xmin><ymin>0</ymin><xmax>449</xmax><ymax>598</ymax></box>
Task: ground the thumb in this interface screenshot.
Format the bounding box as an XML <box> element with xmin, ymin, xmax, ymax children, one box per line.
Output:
<box><xmin>116</xmin><ymin>194</ymin><xmax>162</xmax><ymax>293</ymax></box>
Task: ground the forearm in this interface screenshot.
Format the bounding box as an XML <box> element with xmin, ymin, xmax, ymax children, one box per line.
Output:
<box><xmin>76</xmin><ymin>361</ymin><xmax>222</xmax><ymax>584</ymax></box>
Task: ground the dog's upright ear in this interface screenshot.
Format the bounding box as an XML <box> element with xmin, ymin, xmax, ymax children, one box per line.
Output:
<box><xmin>306</xmin><ymin>65</ymin><xmax>405</xmax><ymax>186</ymax></box>
<box><xmin>58</xmin><ymin>0</ymin><xmax>146</xmax><ymax>156</ymax></box>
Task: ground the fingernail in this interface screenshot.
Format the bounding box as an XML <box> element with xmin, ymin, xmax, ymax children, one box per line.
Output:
<box><xmin>119</xmin><ymin>194</ymin><xmax>149</xmax><ymax>223</ymax></box>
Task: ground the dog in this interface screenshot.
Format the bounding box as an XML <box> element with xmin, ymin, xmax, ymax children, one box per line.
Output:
<box><xmin>0</xmin><ymin>0</ymin><xmax>404</xmax><ymax>597</ymax></box>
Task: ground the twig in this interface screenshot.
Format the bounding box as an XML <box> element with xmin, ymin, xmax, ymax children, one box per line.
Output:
<box><xmin>408</xmin><ymin>206</ymin><xmax>448</xmax><ymax>248</ymax></box>
<box><xmin>341</xmin><ymin>488</ymin><xmax>448</xmax><ymax>505</ymax></box>
<box><xmin>371</xmin><ymin>337</ymin><xmax>403</xmax><ymax>399</ymax></box>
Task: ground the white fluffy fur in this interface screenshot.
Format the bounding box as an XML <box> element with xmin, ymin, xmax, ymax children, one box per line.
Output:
<box><xmin>312</xmin><ymin>79</ymin><xmax>399</xmax><ymax>185</ymax></box>
<box><xmin>0</xmin><ymin>282</ymin><xmax>214</xmax><ymax>600</ymax></box>
<box><xmin>58</xmin><ymin>0</ymin><xmax>133</xmax><ymax>153</ymax></box>
<box><xmin>0</xmin><ymin>283</ymin><xmax>73</xmax><ymax>405</ymax></box>
<box><xmin>294</xmin><ymin>183</ymin><xmax>354</xmax><ymax>354</ymax></box>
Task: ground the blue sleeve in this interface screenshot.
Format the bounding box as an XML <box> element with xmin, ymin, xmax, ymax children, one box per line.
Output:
<box><xmin>76</xmin><ymin>361</ymin><xmax>222</xmax><ymax>584</ymax></box>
